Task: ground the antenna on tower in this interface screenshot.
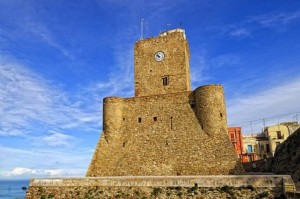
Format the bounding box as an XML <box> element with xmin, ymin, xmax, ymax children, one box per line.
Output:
<box><xmin>166</xmin><ymin>23</ymin><xmax>171</xmax><ymax>31</ymax></box>
<box><xmin>140</xmin><ymin>18</ymin><xmax>144</xmax><ymax>40</ymax></box>
<box><xmin>179</xmin><ymin>22</ymin><xmax>183</xmax><ymax>28</ymax></box>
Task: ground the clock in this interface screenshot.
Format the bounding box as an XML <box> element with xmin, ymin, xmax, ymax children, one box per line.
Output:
<box><xmin>154</xmin><ymin>51</ymin><xmax>165</xmax><ymax>61</ymax></box>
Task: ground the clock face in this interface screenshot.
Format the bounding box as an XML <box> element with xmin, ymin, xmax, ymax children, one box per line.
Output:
<box><xmin>154</xmin><ymin>51</ymin><xmax>165</xmax><ymax>61</ymax></box>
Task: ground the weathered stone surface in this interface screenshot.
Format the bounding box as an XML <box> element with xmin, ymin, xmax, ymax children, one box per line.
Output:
<box><xmin>25</xmin><ymin>176</ymin><xmax>291</xmax><ymax>199</ymax></box>
<box><xmin>87</xmin><ymin>29</ymin><xmax>245</xmax><ymax>176</ymax></box>
<box><xmin>272</xmin><ymin>127</ymin><xmax>300</xmax><ymax>182</ymax></box>
<box><xmin>26</xmin><ymin>186</ymin><xmax>283</xmax><ymax>199</ymax></box>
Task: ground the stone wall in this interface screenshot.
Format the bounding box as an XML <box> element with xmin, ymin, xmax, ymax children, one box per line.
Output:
<box><xmin>134</xmin><ymin>29</ymin><xmax>191</xmax><ymax>97</ymax></box>
<box><xmin>272</xmin><ymin>127</ymin><xmax>300</xmax><ymax>182</ymax></box>
<box><xmin>243</xmin><ymin>158</ymin><xmax>274</xmax><ymax>172</ymax></box>
<box><xmin>26</xmin><ymin>176</ymin><xmax>292</xmax><ymax>199</ymax></box>
<box><xmin>87</xmin><ymin>86</ymin><xmax>245</xmax><ymax>176</ymax></box>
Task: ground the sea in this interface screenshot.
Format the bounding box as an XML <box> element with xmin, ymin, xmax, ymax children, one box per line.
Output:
<box><xmin>0</xmin><ymin>179</ymin><xmax>29</xmax><ymax>199</ymax></box>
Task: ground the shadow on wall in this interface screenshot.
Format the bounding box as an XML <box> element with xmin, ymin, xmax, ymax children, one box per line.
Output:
<box><xmin>229</xmin><ymin>160</ymin><xmax>246</xmax><ymax>175</ymax></box>
<box><xmin>242</xmin><ymin>158</ymin><xmax>274</xmax><ymax>173</ymax></box>
<box><xmin>272</xmin><ymin>127</ymin><xmax>300</xmax><ymax>183</ymax></box>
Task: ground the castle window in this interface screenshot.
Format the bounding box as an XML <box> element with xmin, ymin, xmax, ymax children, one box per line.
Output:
<box><xmin>170</xmin><ymin>117</ymin><xmax>173</xmax><ymax>129</ymax></box>
<box><xmin>153</xmin><ymin>117</ymin><xmax>157</xmax><ymax>121</ymax></box>
<box><xmin>162</xmin><ymin>76</ymin><xmax>169</xmax><ymax>86</ymax></box>
<box><xmin>190</xmin><ymin>104</ymin><xmax>195</xmax><ymax>109</ymax></box>
<box><xmin>123</xmin><ymin>118</ymin><xmax>125</xmax><ymax>121</ymax></box>
<box><xmin>138</xmin><ymin>117</ymin><xmax>142</xmax><ymax>123</ymax></box>
<box><xmin>220</xmin><ymin>113</ymin><xmax>223</xmax><ymax>118</ymax></box>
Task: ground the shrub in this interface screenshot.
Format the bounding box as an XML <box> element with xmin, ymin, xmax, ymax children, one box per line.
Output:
<box><xmin>152</xmin><ymin>187</ymin><xmax>162</xmax><ymax>196</ymax></box>
<box><xmin>246</xmin><ymin>185</ymin><xmax>255</xmax><ymax>191</ymax></box>
<box><xmin>257</xmin><ymin>191</ymin><xmax>269</xmax><ymax>198</ymax></box>
<box><xmin>220</xmin><ymin>185</ymin><xmax>231</xmax><ymax>192</ymax></box>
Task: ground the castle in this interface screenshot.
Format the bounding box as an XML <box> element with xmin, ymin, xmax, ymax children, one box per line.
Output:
<box><xmin>87</xmin><ymin>29</ymin><xmax>245</xmax><ymax>176</ymax></box>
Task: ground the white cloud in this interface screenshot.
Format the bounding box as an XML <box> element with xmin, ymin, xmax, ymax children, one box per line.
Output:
<box><xmin>227</xmin><ymin>77</ymin><xmax>300</xmax><ymax>134</ymax></box>
<box><xmin>7</xmin><ymin>167</ymin><xmax>73</xmax><ymax>178</ymax></box>
<box><xmin>42</xmin><ymin>132</ymin><xmax>75</xmax><ymax>147</ymax></box>
<box><xmin>0</xmin><ymin>146</ymin><xmax>92</xmax><ymax>178</ymax></box>
<box><xmin>209</xmin><ymin>10</ymin><xmax>300</xmax><ymax>38</ymax></box>
<box><xmin>228</xmin><ymin>28</ymin><xmax>250</xmax><ymax>38</ymax></box>
<box><xmin>11</xmin><ymin>167</ymin><xmax>37</xmax><ymax>176</ymax></box>
<box><xmin>0</xmin><ymin>55</ymin><xmax>101</xmax><ymax>137</ymax></box>
<box><xmin>251</xmin><ymin>11</ymin><xmax>300</xmax><ymax>27</ymax></box>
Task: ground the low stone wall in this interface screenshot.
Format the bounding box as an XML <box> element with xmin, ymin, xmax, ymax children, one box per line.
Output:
<box><xmin>243</xmin><ymin>158</ymin><xmax>274</xmax><ymax>172</ymax></box>
<box><xmin>25</xmin><ymin>175</ymin><xmax>294</xmax><ymax>198</ymax></box>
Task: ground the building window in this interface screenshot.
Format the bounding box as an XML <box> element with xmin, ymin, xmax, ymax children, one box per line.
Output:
<box><xmin>247</xmin><ymin>145</ymin><xmax>253</xmax><ymax>153</ymax></box>
<box><xmin>230</xmin><ymin>133</ymin><xmax>235</xmax><ymax>141</ymax></box>
<box><xmin>266</xmin><ymin>144</ymin><xmax>270</xmax><ymax>153</ymax></box>
<box><xmin>138</xmin><ymin>117</ymin><xmax>142</xmax><ymax>123</ymax></box>
<box><xmin>220</xmin><ymin>113</ymin><xmax>223</xmax><ymax>118</ymax></box>
<box><xmin>162</xmin><ymin>76</ymin><xmax>169</xmax><ymax>86</ymax></box>
<box><xmin>277</xmin><ymin>131</ymin><xmax>283</xmax><ymax>139</ymax></box>
<box><xmin>260</xmin><ymin>145</ymin><xmax>264</xmax><ymax>151</ymax></box>
<box><xmin>153</xmin><ymin>117</ymin><xmax>157</xmax><ymax>121</ymax></box>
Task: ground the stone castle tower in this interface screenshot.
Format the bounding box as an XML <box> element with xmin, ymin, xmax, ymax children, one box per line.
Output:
<box><xmin>87</xmin><ymin>29</ymin><xmax>245</xmax><ymax>176</ymax></box>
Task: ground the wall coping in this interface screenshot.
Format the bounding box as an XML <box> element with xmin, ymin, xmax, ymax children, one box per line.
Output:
<box><xmin>29</xmin><ymin>175</ymin><xmax>294</xmax><ymax>188</ymax></box>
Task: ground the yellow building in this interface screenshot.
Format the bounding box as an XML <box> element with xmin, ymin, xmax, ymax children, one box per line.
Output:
<box><xmin>241</xmin><ymin>135</ymin><xmax>258</xmax><ymax>162</ymax></box>
<box><xmin>263</xmin><ymin>122</ymin><xmax>300</xmax><ymax>156</ymax></box>
<box><xmin>242</xmin><ymin>122</ymin><xmax>299</xmax><ymax>161</ymax></box>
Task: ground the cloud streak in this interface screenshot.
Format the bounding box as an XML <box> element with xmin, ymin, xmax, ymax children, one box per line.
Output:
<box><xmin>0</xmin><ymin>55</ymin><xmax>101</xmax><ymax>137</ymax></box>
<box><xmin>209</xmin><ymin>10</ymin><xmax>300</xmax><ymax>38</ymax></box>
<box><xmin>0</xmin><ymin>145</ymin><xmax>92</xmax><ymax>179</ymax></box>
<box><xmin>227</xmin><ymin>77</ymin><xmax>300</xmax><ymax>133</ymax></box>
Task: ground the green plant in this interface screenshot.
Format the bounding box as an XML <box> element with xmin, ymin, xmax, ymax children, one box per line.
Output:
<box><xmin>220</xmin><ymin>185</ymin><xmax>231</xmax><ymax>192</ymax></box>
<box><xmin>40</xmin><ymin>195</ymin><xmax>46</xmax><ymax>199</ymax></box>
<box><xmin>48</xmin><ymin>193</ymin><xmax>55</xmax><ymax>198</ymax></box>
<box><xmin>177</xmin><ymin>191</ymin><xmax>183</xmax><ymax>198</ymax></box>
<box><xmin>246</xmin><ymin>185</ymin><xmax>255</xmax><ymax>191</ymax></box>
<box><xmin>134</xmin><ymin>190</ymin><xmax>140</xmax><ymax>196</ymax></box>
<box><xmin>257</xmin><ymin>191</ymin><xmax>269</xmax><ymax>198</ymax></box>
<box><xmin>152</xmin><ymin>187</ymin><xmax>162</xmax><ymax>196</ymax></box>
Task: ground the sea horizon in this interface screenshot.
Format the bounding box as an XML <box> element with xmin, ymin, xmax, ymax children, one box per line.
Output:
<box><xmin>0</xmin><ymin>179</ymin><xmax>30</xmax><ymax>199</ymax></box>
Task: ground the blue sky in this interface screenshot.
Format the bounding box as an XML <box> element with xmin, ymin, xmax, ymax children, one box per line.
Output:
<box><xmin>1</xmin><ymin>0</ymin><xmax>300</xmax><ymax>179</ymax></box>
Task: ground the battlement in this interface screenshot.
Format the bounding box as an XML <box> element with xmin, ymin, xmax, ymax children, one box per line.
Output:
<box><xmin>159</xmin><ymin>28</ymin><xmax>186</xmax><ymax>40</ymax></box>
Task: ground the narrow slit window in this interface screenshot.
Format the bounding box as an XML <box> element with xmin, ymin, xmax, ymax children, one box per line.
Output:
<box><xmin>138</xmin><ymin>117</ymin><xmax>142</xmax><ymax>123</ymax></box>
<box><xmin>153</xmin><ymin>117</ymin><xmax>157</xmax><ymax>121</ymax></box>
<box><xmin>162</xmin><ymin>76</ymin><xmax>169</xmax><ymax>86</ymax></box>
<box><xmin>220</xmin><ymin>113</ymin><xmax>223</xmax><ymax>118</ymax></box>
